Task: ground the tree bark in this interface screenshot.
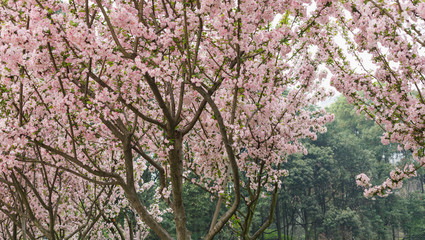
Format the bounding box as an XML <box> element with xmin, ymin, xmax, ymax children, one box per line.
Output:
<box><xmin>169</xmin><ymin>131</ymin><xmax>191</xmax><ymax>240</ymax></box>
<box><xmin>303</xmin><ymin>211</ymin><xmax>309</xmax><ymax>240</ymax></box>
<box><xmin>22</xmin><ymin>217</ymin><xmax>26</xmax><ymax>240</ymax></box>
<box><xmin>124</xmin><ymin>185</ymin><xmax>173</xmax><ymax>240</ymax></box>
<box><xmin>275</xmin><ymin>197</ymin><xmax>282</xmax><ymax>240</ymax></box>
<box><xmin>392</xmin><ymin>225</ymin><xmax>395</xmax><ymax>240</ymax></box>
<box><xmin>13</xmin><ymin>222</ymin><xmax>17</xmax><ymax>240</ymax></box>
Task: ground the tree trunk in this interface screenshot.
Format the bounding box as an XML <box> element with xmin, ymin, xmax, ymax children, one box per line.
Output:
<box><xmin>13</xmin><ymin>222</ymin><xmax>17</xmax><ymax>240</ymax></box>
<box><xmin>275</xmin><ymin>197</ymin><xmax>282</xmax><ymax>240</ymax></box>
<box><xmin>392</xmin><ymin>225</ymin><xmax>395</xmax><ymax>240</ymax></box>
<box><xmin>290</xmin><ymin>211</ymin><xmax>296</xmax><ymax>240</ymax></box>
<box><xmin>22</xmin><ymin>216</ymin><xmax>26</xmax><ymax>240</ymax></box>
<box><xmin>304</xmin><ymin>211</ymin><xmax>309</xmax><ymax>240</ymax></box>
<box><xmin>169</xmin><ymin>131</ymin><xmax>191</xmax><ymax>240</ymax></box>
<box><xmin>122</xmin><ymin>135</ymin><xmax>173</xmax><ymax>240</ymax></box>
<box><xmin>124</xmin><ymin>186</ymin><xmax>173</xmax><ymax>240</ymax></box>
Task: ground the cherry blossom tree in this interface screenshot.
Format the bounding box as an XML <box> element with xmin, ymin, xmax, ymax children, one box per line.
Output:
<box><xmin>318</xmin><ymin>0</ymin><xmax>425</xmax><ymax>197</ymax></box>
<box><xmin>0</xmin><ymin>0</ymin><xmax>333</xmax><ymax>239</ymax></box>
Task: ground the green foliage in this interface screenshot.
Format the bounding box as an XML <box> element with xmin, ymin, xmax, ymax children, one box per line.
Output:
<box><xmin>323</xmin><ymin>207</ymin><xmax>361</xmax><ymax>239</ymax></box>
<box><xmin>263</xmin><ymin>230</ymin><xmax>293</xmax><ymax>240</ymax></box>
<box><xmin>400</xmin><ymin>193</ymin><xmax>425</xmax><ymax>240</ymax></box>
<box><xmin>257</xmin><ymin>96</ymin><xmax>424</xmax><ymax>240</ymax></box>
<box><xmin>183</xmin><ymin>184</ymin><xmax>214</xmax><ymax>240</ymax></box>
